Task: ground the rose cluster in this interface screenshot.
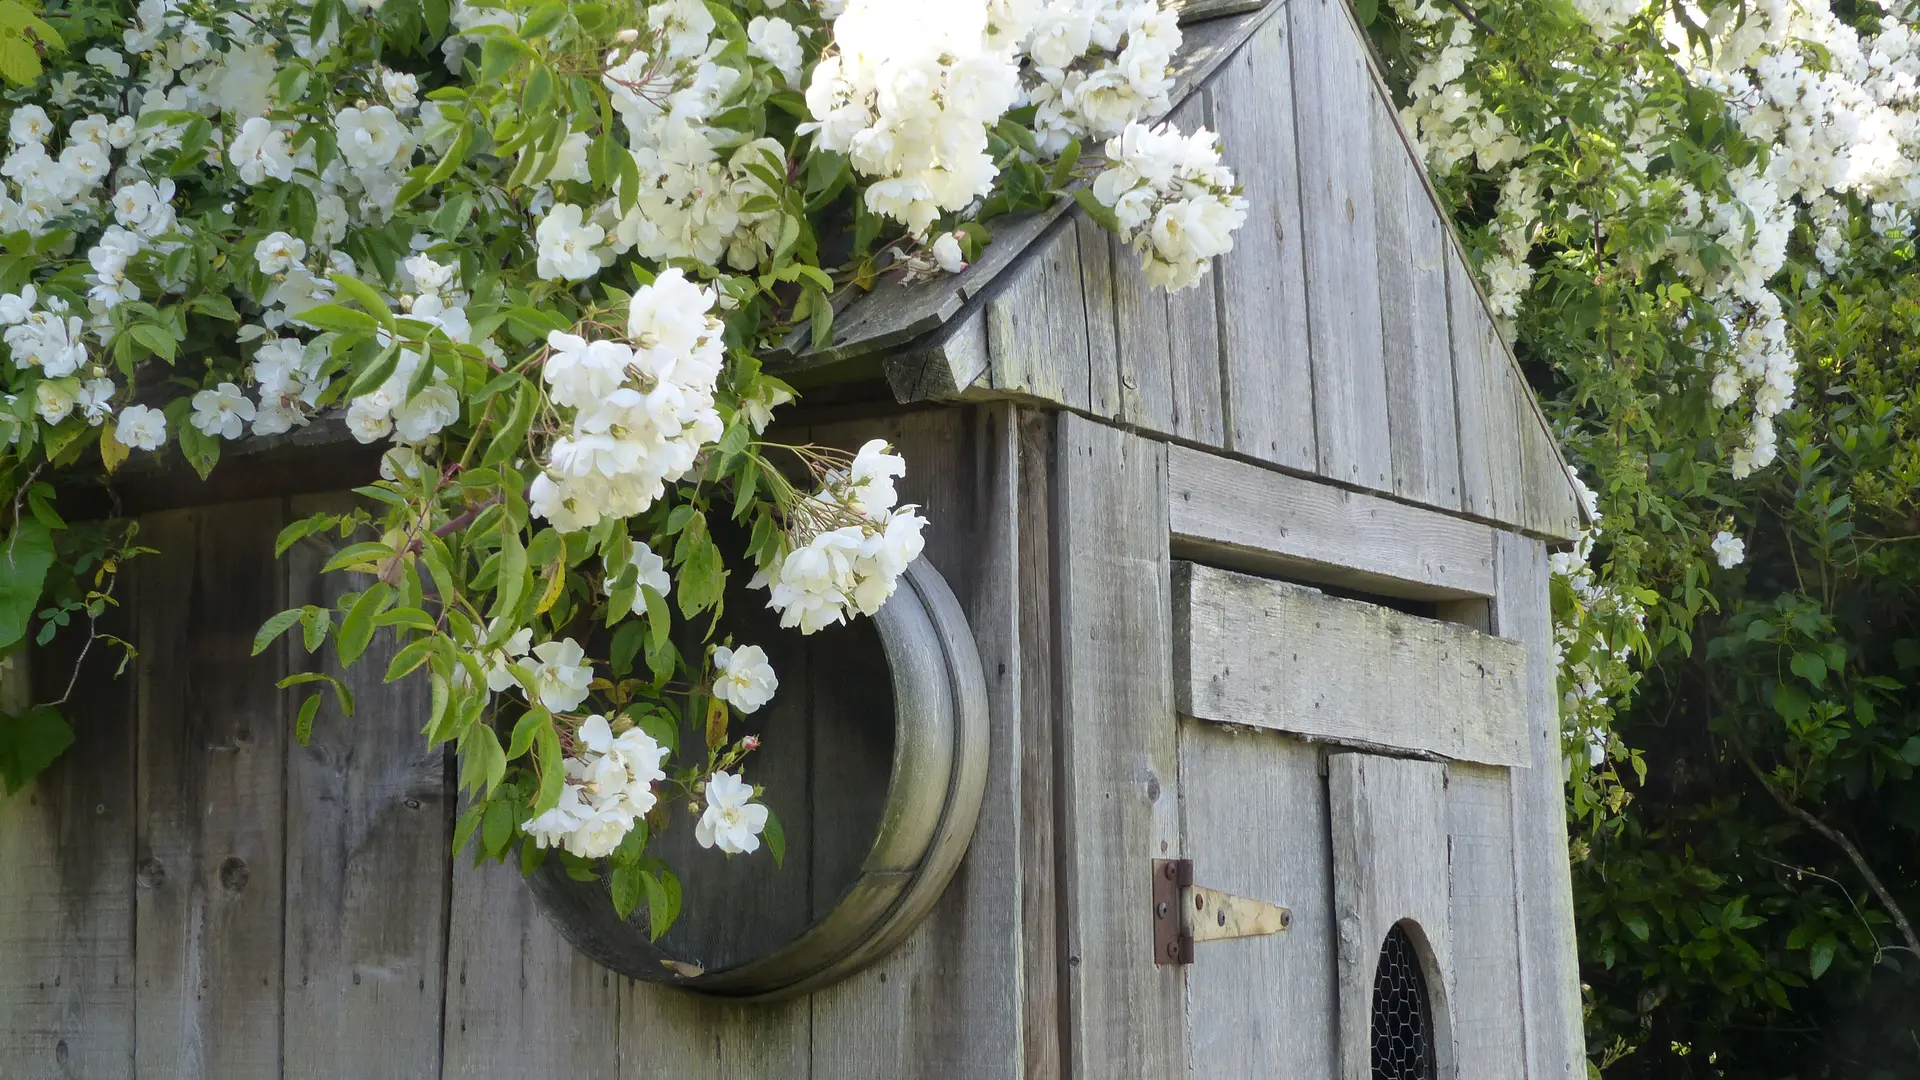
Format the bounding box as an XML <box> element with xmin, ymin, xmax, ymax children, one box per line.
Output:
<box><xmin>1091</xmin><ymin>122</ymin><xmax>1248</xmax><ymax>291</ymax></box>
<box><xmin>523</xmin><ymin>714</ymin><xmax>671</xmax><ymax>859</ymax></box>
<box><xmin>752</xmin><ymin>439</ymin><xmax>928</xmax><ymax>635</ymax></box>
<box><xmin>530</xmin><ymin>270</ymin><xmax>727</xmax><ymax>533</ymax></box>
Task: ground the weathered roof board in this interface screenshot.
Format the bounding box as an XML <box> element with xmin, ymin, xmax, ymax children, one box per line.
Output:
<box><xmin>774</xmin><ymin>0</ymin><xmax>1586</xmax><ymax>546</ymax></box>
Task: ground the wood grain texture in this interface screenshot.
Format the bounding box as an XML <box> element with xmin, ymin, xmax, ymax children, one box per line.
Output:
<box><xmin>1484</xmin><ymin>316</ymin><xmax>1525</xmax><ymax>530</ymax></box>
<box><xmin>1492</xmin><ymin>531</ymin><xmax>1587</xmax><ymax>1079</ymax></box>
<box><xmin>1291</xmin><ymin>0</ymin><xmax>1391</xmax><ymax>491</ymax></box>
<box><xmin>0</xmin><ymin>601</ymin><xmax>136</xmax><ymax>1080</ymax></box>
<box><xmin>619</xmin><ymin>980</ymin><xmax>811</xmax><ymax>1080</ymax></box>
<box><xmin>1211</xmin><ymin>11</ymin><xmax>1315</xmax><ymax>471</ymax></box>
<box><xmin>1016</xmin><ymin>411</ymin><xmax>1062</xmax><ymax>1080</ymax></box>
<box><xmin>1373</xmin><ymin>94</ymin><xmax>1462</xmax><ymax>511</ymax></box>
<box><xmin>885</xmin><ymin>307</ymin><xmax>991</xmax><ymax>403</ymax></box>
<box><xmin>1111</xmin><ymin>220</ymin><xmax>1177</xmax><ymax>433</ymax></box>
<box><xmin>1445</xmin><ymin>762</ymin><xmax>1526</xmax><ymax>1080</ymax></box>
<box><xmin>1167</xmin><ymin>443</ymin><xmax>1496</xmax><ymax>600</ymax></box>
<box><xmin>441</xmin><ymin>856</ymin><xmax>621</xmax><ymax>1077</ymax></box>
<box><xmin>133</xmin><ymin>504</ymin><xmax>287</xmax><ymax>1078</ymax></box>
<box><xmin>1075</xmin><ymin>213</ymin><xmax>1122</xmax><ymax>421</ymax></box>
<box><xmin>987</xmin><ymin>221</ymin><xmax>1090</xmax><ymax>411</ymax></box>
<box><xmin>1329</xmin><ymin>754</ymin><xmax>1454</xmax><ymax>1080</ymax></box>
<box><xmin>282</xmin><ymin>495</ymin><xmax>450</xmax><ymax>1080</ymax></box>
<box><xmin>1446</xmin><ymin>247</ymin><xmax>1496</xmax><ymax>523</ymax></box>
<box><xmin>1174</xmin><ymin>563</ymin><xmax>1529</xmax><ymax>766</ymax></box>
<box><xmin>1181</xmin><ymin>724</ymin><xmax>1338</xmax><ymax>1079</ymax></box>
<box><xmin>1055</xmin><ymin>415</ymin><xmax>1181</xmax><ymax>1080</ymax></box>
<box><xmin>1165</xmin><ymin>92</ymin><xmax>1226</xmax><ymax>447</ymax></box>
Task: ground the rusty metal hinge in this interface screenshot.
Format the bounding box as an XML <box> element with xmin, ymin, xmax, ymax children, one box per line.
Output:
<box><xmin>1152</xmin><ymin>858</ymin><xmax>1293</xmax><ymax>966</ymax></box>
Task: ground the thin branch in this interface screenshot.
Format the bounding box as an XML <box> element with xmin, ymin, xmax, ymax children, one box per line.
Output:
<box><xmin>1741</xmin><ymin>754</ymin><xmax>1920</xmax><ymax>960</ymax></box>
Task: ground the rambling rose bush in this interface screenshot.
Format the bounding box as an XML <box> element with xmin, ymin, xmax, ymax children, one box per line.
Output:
<box><xmin>0</xmin><ymin>0</ymin><xmax>1247</xmax><ymax>928</ymax></box>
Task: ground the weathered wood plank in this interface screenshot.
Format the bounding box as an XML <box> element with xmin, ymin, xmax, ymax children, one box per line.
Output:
<box><xmin>1484</xmin><ymin>317</ymin><xmax>1526</xmax><ymax>529</ymax></box>
<box><xmin>1015</xmin><ymin>410</ymin><xmax>1062</xmax><ymax>1080</ymax></box>
<box><xmin>885</xmin><ymin>307</ymin><xmax>991</xmax><ymax>403</ymax></box>
<box><xmin>1075</xmin><ymin>212</ymin><xmax>1123</xmax><ymax>420</ymax></box>
<box><xmin>775</xmin><ymin>5</ymin><xmax>1284</xmax><ymax>372</ymax></box>
<box><xmin>1493</xmin><ymin>531</ymin><xmax>1587</xmax><ymax>1078</ymax></box>
<box><xmin>1166</xmin><ymin>444</ymin><xmax>1496</xmax><ymax>600</ymax></box>
<box><xmin>619</xmin><ymin>981</ymin><xmax>811</xmax><ymax>1079</ymax></box>
<box><xmin>987</xmin><ymin>221</ymin><xmax>1090</xmax><ymax>411</ymax></box>
<box><xmin>1111</xmin><ymin>223</ymin><xmax>1177</xmax><ymax>433</ymax></box>
<box><xmin>134</xmin><ymin>503</ymin><xmax>287</xmax><ymax>1078</ymax></box>
<box><xmin>1329</xmin><ymin>754</ymin><xmax>1453</xmax><ymax>1080</ymax></box>
<box><xmin>0</xmin><ymin>605</ymin><xmax>136</xmax><ymax>1080</ymax></box>
<box><xmin>1211</xmin><ymin>10</ymin><xmax>1315</xmax><ymax>470</ymax></box>
<box><xmin>282</xmin><ymin>495</ymin><xmax>450</xmax><ymax>1080</ymax></box>
<box><xmin>805</xmin><ymin>404</ymin><xmax>1024</xmax><ymax>1080</ymax></box>
<box><xmin>1291</xmin><ymin>0</ymin><xmax>1392</xmax><ymax>491</ymax></box>
<box><xmin>441</xmin><ymin>856</ymin><xmax>621</xmax><ymax>1077</ymax></box>
<box><xmin>1182</xmin><ymin>723</ymin><xmax>1338</xmax><ymax>1078</ymax></box>
<box><xmin>1374</xmin><ymin>94</ymin><xmax>1462</xmax><ymax>511</ymax></box>
<box><xmin>1447</xmin><ymin>247</ymin><xmax>1496</xmax><ymax>521</ymax></box>
<box><xmin>1056</xmin><ymin>416</ymin><xmax>1181</xmax><ymax>1080</ymax></box>
<box><xmin>1166</xmin><ymin>91</ymin><xmax>1226</xmax><ymax>447</ymax></box>
<box><xmin>1174</xmin><ymin>563</ymin><xmax>1529</xmax><ymax>766</ymax></box>
<box><xmin>1445</xmin><ymin>762</ymin><xmax>1526</xmax><ymax>1080</ymax></box>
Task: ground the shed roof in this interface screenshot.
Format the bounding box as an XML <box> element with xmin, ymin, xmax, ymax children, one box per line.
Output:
<box><xmin>771</xmin><ymin>0</ymin><xmax>1588</xmax><ymax>545</ymax></box>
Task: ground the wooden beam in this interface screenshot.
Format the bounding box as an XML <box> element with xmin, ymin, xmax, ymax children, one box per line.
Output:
<box><xmin>1167</xmin><ymin>444</ymin><xmax>1495</xmax><ymax>601</ymax></box>
<box><xmin>1173</xmin><ymin>563</ymin><xmax>1529</xmax><ymax>767</ymax></box>
<box><xmin>1055</xmin><ymin>415</ymin><xmax>1183</xmax><ymax>1080</ymax></box>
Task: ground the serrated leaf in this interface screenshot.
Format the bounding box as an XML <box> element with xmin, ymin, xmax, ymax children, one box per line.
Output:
<box><xmin>252</xmin><ymin>607</ymin><xmax>306</xmax><ymax>656</ymax></box>
<box><xmin>763</xmin><ymin>807</ymin><xmax>785</xmax><ymax>869</ymax></box>
<box><xmin>0</xmin><ymin>705</ymin><xmax>73</xmax><ymax>795</ymax></box>
<box><xmin>293</xmin><ymin>693</ymin><xmax>321</xmax><ymax>746</ymax></box>
<box><xmin>611</xmin><ymin>864</ymin><xmax>644</xmax><ymax>918</ymax></box>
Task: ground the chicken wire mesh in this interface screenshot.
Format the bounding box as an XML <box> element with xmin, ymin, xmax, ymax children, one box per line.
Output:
<box><xmin>1370</xmin><ymin>923</ymin><xmax>1437</xmax><ymax>1080</ymax></box>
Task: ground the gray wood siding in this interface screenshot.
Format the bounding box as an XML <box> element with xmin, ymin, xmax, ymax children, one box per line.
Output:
<box><xmin>0</xmin><ymin>405</ymin><xmax>1054</xmax><ymax>1080</ymax></box>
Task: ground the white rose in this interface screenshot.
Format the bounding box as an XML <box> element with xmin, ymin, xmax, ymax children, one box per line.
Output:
<box><xmin>712</xmin><ymin>644</ymin><xmax>778</xmax><ymax>714</ymax></box>
<box><xmin>534</xmin><ymin>202</ymin><xmax>605</xmax><ymax>281</ymax></box>
<box><xmin>254</xmin><ymin>232</ymin><xmax>308</xmax><ymax>275</ymax></box>
<box><xmin>189</xmin><ymin>382</ymin><xmax>257</xmax><ymax>440</ymax></box>
<box><xmin>114</xmin><ymin>403</ymin><xmax>167</xmax><ymax>451</ymax></box>
<box><xmin>694</xmin><ymin>771</ymin><xmax>770</xmax><ymax>854</ymax></box>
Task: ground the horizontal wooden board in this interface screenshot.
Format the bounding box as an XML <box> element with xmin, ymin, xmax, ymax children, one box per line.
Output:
<box><xmin>1173</xmin><ymin>563</ymin><xmax>1528</xmax><ymax>766</ymax></box>
<box><xmin>1166</xmin><ymin>444</ymin><xmax>1495</xmax><ymax>600</ymax></box>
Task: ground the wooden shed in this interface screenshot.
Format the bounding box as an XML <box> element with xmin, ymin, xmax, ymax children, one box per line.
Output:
<box><xmin>0</xmin><ymin>0</ymin><xmax>1590</xmax><ymax>1076</ymax></box>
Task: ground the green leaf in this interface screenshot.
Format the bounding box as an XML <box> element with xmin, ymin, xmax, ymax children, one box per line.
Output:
<box><xmin>1790</xmin><ymin>651</ymin><xmax>1827</xmax><ymax>688</ymax></box>
<box><xmin>1809</xmin><ymin>937</ymin><xmax>1836</xmax><ymax>979</ymax></box>
<box><xmin>329</xmin><ymin>274</ymin><xmax>394</xmax><ymax>325</ymax></box>
<box><xmin>507</xmin><ymin>706</ymin><xmax>549</xmax><ymax>760</ymax></box>
<box><xmin>1622</xmin><ymin>913</ymin><xmax>1650</xmax><ymax>941</ymax></box>
<box><xmin>534</xmin><ymin>719</ymin><xmax>563</xmax><ymax>815</ymax></box>
<box><xmin>1899</xmin><ymin>736</ymin><xmax>1920</xmax><ymax>766</ymax></box>
<box><xmin>610</xmin><ymin>864</ymin><xmax>644</xmax><ymax>918</ymax></box>
<box><xmin>0</xmin><ymin>706</ymin><xmax>74</xmax><ymax>795</ymax></box>
<box><xmin>294</xmin><ymin>303</ymin><xmax>381</xmax><ymax>334</ymax></box>
<box><xmin>0</xmin><ymin>518</ymin><xmax>56</xmax><ymax>651</ymax></box>
<box><xmin>482</xmin><ymin>796</ymin><xmax>515</xmax><ymax>858</ymax></box>
<box><xmin>492</xmin><ymin>526</ymin><xmax>528</xmax><ymax>620</ymax></box>
<box><xmin>336</xmin><ymin>582</ymin><xmax>392</xmax><ymax>667</ymax></box>
<box><xmin>763</xmin><ymin>807</ymin><xmax>785</xmax><ymax>869</ymax></box>
<box><xmin>129</xmin><ymin>322</ymin><xmax>177</xmax><ymax>362</ymax></box>
<box><xmin>253</xmin><ymin>607</ymin><xmax>306</xmax><ymax>656</ymax></box>
<box><xmin>641</xmin><ymin>868</ymin><xmax>682</xmax><ymax>941</ymax></box>
<box><xmin>300</xmin><ymin>606</ymin><xmax>331</xmax><ymax>652</ymax></box>
<box><xmin>293</xmin><ymin>693</ymin><xmax>321</xmax><ymax>746</ymax></box>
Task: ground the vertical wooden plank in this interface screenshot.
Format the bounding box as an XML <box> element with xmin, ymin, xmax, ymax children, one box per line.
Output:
<box><xmin>1111</xmin><ymin>232</ymin><xmax>1177</xmax><ymax>434</ymax></box>
<box><xmin>1329</xmin><ymin>754</ymin><xmax>1453</xmax><ymax>1080</ymax></box>
<box><xmin>1493</xmin><ymin>532</ymin><xmax>1587</xmax><ymax>1079</ymax></box>
<box><xmin>987</xmin><ymin>223</ymin><xmax>1091</xmax><ymax>412</ymax></box>
<box><xmin>1055</xmin><ymin>415</ymin><xmax>1180</xmax><ymax>1080</ymax></box>
<box><xmin>0</xmin><ymin>604</ymin><xmax>135</xmax><ymax>1079</ymax></box>
<box><xmin>1446</xmin><ymin>762</ymin><xmax>1526</xmax><ymax>1080</ymax></box>
<box><xmin>1166</xmin><ymin>91</ymin><xmax>1226</xmax><ymax>448</ymax></box>
<box><xmin>1076</xmin><ymin>214</ymin><xmax>1123</xmax><ymax>421</ymax></box>
<box><xmin>1017</xmin><ymin>410</ymin><xmax>1061</xmax><ymax>1080</ymax></box>
<box><xmin>282</xmin><ymin>495</ymin><xmax>450</xmax><ymax>1080</ymax></box>
<box><xmin>1486</xmin><ymin>325</ymin><xmax>1526</xmax><ymax>528</ymax></box>
<box><xmin>1211</xmin><ymin>13</ymin><xmax>1316</xmax><ymax>470</ymax></box>
<box><xmin>1448</xmin><ymin>246</ymin><xmax>1496</xmax><ymax>520</ymax></box>
<box><xmin>1291</xmin><ymin>0</ymin><xmax>1391</xmax><ymax>491</ymax></box>
<box><xmin>1373</xmin><ymin>98</ymin><xmax>1462</xmax><ymax>511</ymax></box>
<box><xmin>807</xmin><ymin>404</ymin><xmax>1025</xmax><ymax>1080</ymax></box>
<box><xmin>134</xmin><ymin>503</ymin><xmax>287</xmax><ymax>1077</ymax></box>
<box><xmin>620</xmin><ymin>981</ymin><xmax>811</xmax><ymax>1078</ymax></box>
<box><xmin>1182</xmin><ymin>724</ymin><xmax>1337</xmax><ymax>1078</ymax></box>
<box><xmin>441</xmin><ymin>856</ymin><xmax>621</xmax><ymax>1077</ymax></box>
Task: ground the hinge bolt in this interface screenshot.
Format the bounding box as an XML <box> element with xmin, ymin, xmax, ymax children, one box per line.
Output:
<box><xmin>1156</xmin><ymin>902</ymin><xmax>1169</xmax><ymax>918</ymax></box>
